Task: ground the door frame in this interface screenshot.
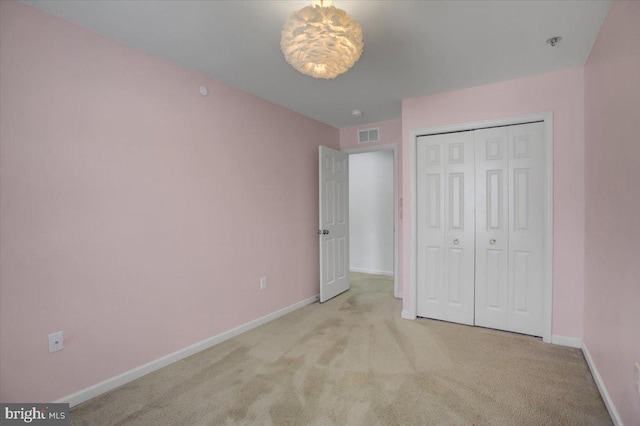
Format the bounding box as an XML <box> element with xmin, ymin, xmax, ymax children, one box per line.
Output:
<box><xmin>405</xmin><ymin>113</ymin><xmax>553</xmax><ymax>343</ymax></box>
<box><xmin>344</xmin><ymin>143</ymin><xmax>401</xmax><ymax>299</ymax></box>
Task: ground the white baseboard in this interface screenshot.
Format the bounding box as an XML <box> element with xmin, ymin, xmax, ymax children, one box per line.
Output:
<box><xmin>401</xmin><ymin>309</ymin><xmax>415</xmax><ymax>320</ymax></box>
<box><xmin>550</xmin><ymin>335</ymin><xmax>583</xmax><ymax>348</ymax></box>
<box><xmin>350</xmin><ymin>267</ymin><xmax>394</xmax><ymax>277</ymax></box>
<box><xmin>582</xmin><ymin>341</ymin><xmax>622</xmax><ymax>426</ymax></box>
<box><xmin>54</xmin><ymin>294</ymin><xmax>319</xmax><ymax>407</ymax></box>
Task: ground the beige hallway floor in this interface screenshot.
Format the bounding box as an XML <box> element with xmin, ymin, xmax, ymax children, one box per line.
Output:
<box><xmin>71</xmin><ymin>273</ymin><xmax>611</xmax><ymax>425</ymax></box>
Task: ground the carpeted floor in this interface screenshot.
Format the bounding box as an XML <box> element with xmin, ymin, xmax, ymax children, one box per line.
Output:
<box><xmin>71</xmin><ymin>273</ymin><xmax>611</xmax><ymax>425</ymax></box>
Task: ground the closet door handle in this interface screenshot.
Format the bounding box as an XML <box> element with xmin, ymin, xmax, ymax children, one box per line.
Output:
<box><xmin>453</xmin><ymin>239</ymin><xmax>459</xmax><ymax>245</ymax></box>
<box><xmin>489</xmin><ymin>239</ymin><xmax>496</xmax><ymax>245</ymax></box>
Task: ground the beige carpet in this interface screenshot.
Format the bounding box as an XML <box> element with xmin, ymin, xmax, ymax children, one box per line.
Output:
<box><xmin>71</xmin><ymin>273</ymin><xmax>611</xmax><ymax>425</ymax></box>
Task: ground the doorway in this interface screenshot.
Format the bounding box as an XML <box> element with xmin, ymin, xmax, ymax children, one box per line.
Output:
<box><xmin>345</xmin><ymin>144</ymin><xmax>400</xmax><ymax>299</ymax></box>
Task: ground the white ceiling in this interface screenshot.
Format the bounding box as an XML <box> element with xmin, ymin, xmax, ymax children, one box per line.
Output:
<box><xmin>22</xmin><ymin>0</ymin><xmax>611</xmax><ymax>129</ymax></box>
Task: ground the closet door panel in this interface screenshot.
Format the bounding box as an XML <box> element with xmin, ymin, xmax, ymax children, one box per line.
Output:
<box><xmin>417</xmin><ymin>133</ymin><xmax>475</xmax><ymax>325</ymax></box>
<box><xmin>474</xmin><ymin>128</ymin><xmax>509</xmax><ymax>330</ymax></box>
<box><xmin>417</xmin><ymin>139</ymin><xmax>446</xmax><ymax>321</ymax></box>
<box><xmin>508</xmin><ymin>123</ymin><xmax>545</xmax><ymax>336</ymax></box>
<box><xmin>443</xmin><ymin>134</ymin><xmax>475</xmax><ymax>325</ymax></box>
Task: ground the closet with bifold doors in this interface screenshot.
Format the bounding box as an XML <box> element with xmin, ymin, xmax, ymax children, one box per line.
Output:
<box><xmin>416</xmin><ymin>122</ymin><xmax>547</xmax><ymax>337</ymax></box>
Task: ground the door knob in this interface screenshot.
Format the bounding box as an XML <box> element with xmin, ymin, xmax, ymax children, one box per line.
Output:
<box><xmin>490</xmin><ymin>239</ymin><xmax>496</xmax><ymax>245</ymax></box>
<box><xmin>453</xmin><ymin>239</ymin><xmax>459</xmax><ymax>245</ymax></box>
<box><xmin>323</xmin><ymin>230</ymin><xmax>330</xmax><ymax>235</ymax></box>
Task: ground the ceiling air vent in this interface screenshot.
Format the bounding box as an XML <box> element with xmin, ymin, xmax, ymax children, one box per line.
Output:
<box><xmin>357</xmin><ymin>128</ymin><xmax>380</xmax><ymax>143</ymax></box>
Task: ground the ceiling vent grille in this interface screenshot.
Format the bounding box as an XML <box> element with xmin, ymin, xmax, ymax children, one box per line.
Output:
<box><xmin>357</xmin><ymin>128</ymin><xmax>380</xmax><ymax>143</ymax></box>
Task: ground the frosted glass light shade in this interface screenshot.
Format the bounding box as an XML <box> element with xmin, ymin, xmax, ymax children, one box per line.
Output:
<box><xmin>281</xmin><ymin>5</ymin><xmax>363</xmax><ymax>79</ymax></box>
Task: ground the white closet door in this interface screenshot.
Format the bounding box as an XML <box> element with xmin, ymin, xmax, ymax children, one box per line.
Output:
<box><xmin>475</xmin><ymin>123</ymin><xmax>545</xmax><ymax>336</ymax></box>
<box><xmin>507</xmin><ymin>123</ymin><xmax>545</xmax><ymax>336</ymax></box>
<box><xmin>417</xmin><ymin>132</ymin><xmax>475</xmax><ymax>325</ymax></box>
<box><xmin>474</xmin><ymin>127</ymin><xmax>510</xmax><ymax>330</ymax></box>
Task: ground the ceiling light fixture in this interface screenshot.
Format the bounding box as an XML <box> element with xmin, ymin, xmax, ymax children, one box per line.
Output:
<box><xmin>280</xmin><ymin>0</ymin><xmax>363</xmax><ymax>79</ymax></box>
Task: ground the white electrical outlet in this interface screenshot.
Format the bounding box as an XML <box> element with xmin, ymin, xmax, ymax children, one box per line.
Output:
<box><xmin>260</xmin><ymin>276</ymin><xmax>267</xmax><ymax>290</ymax></box>
<box><xmin>49</xmin><ymin>331</ymin><xmax>63</xmax><ymax>353</ymax></box>
<box><xmin>635</xmin><ymin>363</ymin><xmax>640</xmax><ymax>397</ymax></box>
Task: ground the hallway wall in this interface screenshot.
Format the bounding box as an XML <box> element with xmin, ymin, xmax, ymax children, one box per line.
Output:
<box><xmin>349</xmin><ymin>151</ymin><xmax>394</xmax><ymax>276</ymax></box>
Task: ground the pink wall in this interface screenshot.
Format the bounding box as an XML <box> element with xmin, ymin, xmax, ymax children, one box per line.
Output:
<box><xmin>402</xmin><ymin>68</ymin><xmax>586</xmax><ymax>339</ymax></box>
<box><xmin>0</xmin><ymin>1</ymin><xmax>338</xmax><ymax>403</ymax></box>
<box><xmin>584</xmin><ymin>0</ymin><xmax>640</xmax><ymax>423</ymax></box>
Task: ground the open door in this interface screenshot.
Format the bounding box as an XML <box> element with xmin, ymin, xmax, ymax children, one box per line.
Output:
<box><xmin>319</xmin><ymin>146</ymin><xmax>350</xmax><ymax>302</ymax></box>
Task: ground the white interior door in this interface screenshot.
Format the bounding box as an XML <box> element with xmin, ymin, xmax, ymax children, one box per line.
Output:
<box><xmin>319</xmin><ymin>146</ymin><xmax>349</xmax><ymax>303</ymax></box>
<box><xmin>416</xmin><ymin>132</ymin><xmax>475</xmax><ymax>325</ymax></box>
<box><xmin>507</xmin><ymin>122</ymin><xmax>545</xmax><ymax>336</ymax></box>
<box><xmin>475</xmin><ymin>127</ymin><xmax>510</xmax><ymax>330</ymax></box>
<box><xmin>475</xmin><ymin>123</ymin><xmax>545</xmax><ymax>336</ymax></box>
<box><xmin>417</xmin><ymin>122</ymin><xmax>546</xmax><ymax>337</ymax></box>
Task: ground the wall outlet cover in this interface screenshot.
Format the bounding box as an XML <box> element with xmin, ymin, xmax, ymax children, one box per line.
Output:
<box><xmin>49</xmin><ymin>331</ymin><xmax>63</xmax><ymax>353</ymax></box>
